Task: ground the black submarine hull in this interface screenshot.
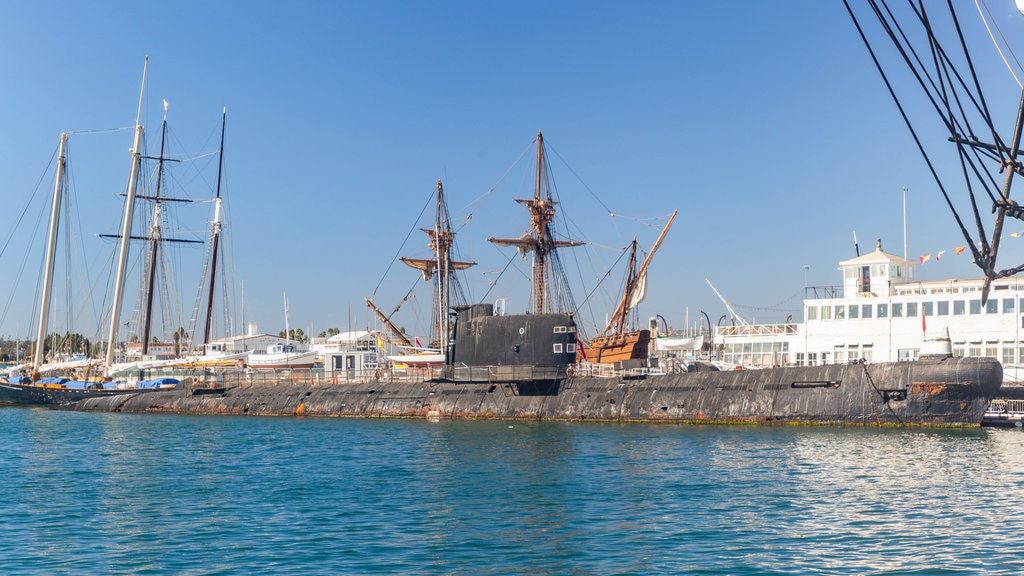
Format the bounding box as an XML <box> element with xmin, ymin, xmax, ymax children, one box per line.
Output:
<box><xmin>67</xmin><ymin>354</ymin><xmax>1001</xmax><ymax>426</ymax></box>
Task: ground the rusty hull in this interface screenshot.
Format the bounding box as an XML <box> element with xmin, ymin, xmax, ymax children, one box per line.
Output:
<box><xmin>67</xmin><ymin>354</ymin><xmax>1002</xmax><ymax>427</ymax></box>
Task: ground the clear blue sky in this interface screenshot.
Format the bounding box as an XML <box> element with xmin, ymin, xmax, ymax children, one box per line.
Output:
<box><xmin>3</xmin><ymin>0</ymin><xmax>1024</xmax><ymax>344</ymax></box>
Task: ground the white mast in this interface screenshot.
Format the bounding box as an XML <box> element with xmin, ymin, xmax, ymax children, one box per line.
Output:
<box><xmin>105</xmin><ymin>57</ymin><xmax>148</xmax><ymax>371</ymax></box>
<box><xmin>33</xmin><ymin>132</ymin><xmax>69</xmax><ymax>369</ymax></box>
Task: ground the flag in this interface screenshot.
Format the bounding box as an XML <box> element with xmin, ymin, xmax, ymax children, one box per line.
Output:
<box><xmin>1013</xmin><ymin>232</ymin><xmax>1022</xmax><ymax>239</ymax></box>
<box><xmin>936</xmin><ymin>250</ymin><xmax>946</xmax><ymax>261</ymax></box>
<box><xmin>920</xmin><ymin>254</ymin><xmax>931</xmax><ymax>264</ymax></box>
<box><xmin>576</xmin><ymin>335</ymin><xmax>587</xmax><ymax>361</ymax></box>
<box><xmin>955</xmin><ymin>245</ymin><xmax>966</xmax><ymax>255</ymax></box>
<box><xmin>921</xmin><ymin>307</ymin><xmax>926</xmax><ymax>334</ymax></box>
<box><xmin>415</xmin><ymin>337</ymin><xmax>421</xmax><ymax>348</ymax></box>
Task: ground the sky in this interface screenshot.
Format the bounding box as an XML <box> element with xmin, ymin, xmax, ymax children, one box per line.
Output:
<box><xmin>4</xmin><ymin>0</ymin><xmax>1024</xmax><ymax>346</ymax></box>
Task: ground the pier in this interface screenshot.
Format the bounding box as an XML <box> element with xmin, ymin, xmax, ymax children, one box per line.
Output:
<box><xmin>983</xmin><ymin>399</ymin><xmax>1024</xmax><ymax>427</ymax></box>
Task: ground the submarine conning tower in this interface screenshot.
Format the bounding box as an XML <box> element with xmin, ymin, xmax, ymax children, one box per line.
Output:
<box><xmin>451</xmin><ymin>304</ymin><xmax>578</xmax><ymax>368</ymax></box>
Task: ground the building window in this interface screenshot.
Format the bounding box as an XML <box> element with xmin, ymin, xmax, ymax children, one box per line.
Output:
<box><xmin>835</xmin><ymin>305</ymin><xmax>845</xmax><ymax>320</ymax></box>
<box><xmin>970</xmin><ymin>299</ymin><xmax>982</xmax><ymax>314</ymax></box>
<box><xmin>1005</xmin><ymin>298</ymin><xmax>1016</xmax><ymax>315</ymax></box>
<box><xmin>567</xmin><ymin>343</ymin><xmax>576</xmax><ymax>353</ymax></box>
<box><xmin>987</xmin><ymin>299</ymin><xmax>999</xmax><ymax>314</ymax></box>
<box><xmin>897</xmin><ymin>349</ymin><xmax>918</xmax><ymax>361</ymax></box>
<box><xmin>907</xmin><ymin>302</ymin><xmax>918</xmax><ymax>317</ymax></box>
<box><xmin>807</xmin><ymin>306</ymin><xmax>818</xmax><ymax>320</ymax></box>
<box><xmin>986</xmin><ymin>343</ymin><xmax>998</xmax><ymax>358</ymax></box>
<box><xmin>969</xmin><ymin>343</ymin><xmax>982</xmax><ymax>357</ymax></box>
<box><xmin>849</xmin><ymin>305</ymin><xmax>859</xmax><ymax>319</ymax></box>
<box><xmin>937</xmin><ymin>301</ymin><xmax>949</xmax><ymax>316</ymax></box>
<box><xmin>1003</xmin><ymin>346</ymin><xmax>1015</xmax><ymax>366</ymax></box>
<box><xmin>861</xmin><ymin>304</ymin><xmax>872</xmax><ymax>319</ymax></box>
<box><xmin>553</xmin><ymin>343</ymin><xmax>563</xmax><ymax>353</ymax></box>
<box><xmin>877</xmin><ymin>304</ymin><xmax>888</xmax><ymax>318</ymax></box>
<box><xmin>954</xmin><ymin>300</ymin><xmax>965</xmax><ymax>315</ymax></box>
<box><xmin>923</xmin><ymin>301</ymin><xmax>933</xmax><ymax>316</ymax></box>
<box><xmin>893</xmin><ymin>303</ymin><xmax>903</xmax><ymax>317</ymax></box>
<box><xmin>821</xmin><ymin>306</ymin><xmax>832</xmax><ymax>320</ymax></box>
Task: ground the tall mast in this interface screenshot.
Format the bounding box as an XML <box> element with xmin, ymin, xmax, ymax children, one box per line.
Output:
<box><xmin>488</xmin><ymin>131</ymin><xmax>584</xmax><ymax>314</ymax></box>
<box><xmin>399</xmin><ymin>180</ymin><xmax>475</xmax><ymax>349</ymax></box>
<box><xmin>33</xmin><ymin>132</ymin><xmax>69</xmax><ymax>369</ymax></box>
<box><xmin>202</xmin><ymin>108</ymin><xmax>227</xmax><ymax>346</ymax></box>
<box><xmin>140</xmin><ymin>101</ymin><xmax>169</xmax><ymax>355</ymax></box>
<box><xmin>105</xmin><ymin>57</ymin><xmax>148</xmax><ymax>371</ymax></box>
<box><xmin>434</xmin><ymin>182</ymin><xmax>446</xmax><ymax>350</ymax></box>
<box><xmin>600</xmin><ymin>210</ymin><xmax>677</xmax><ymax>335</ymax></box>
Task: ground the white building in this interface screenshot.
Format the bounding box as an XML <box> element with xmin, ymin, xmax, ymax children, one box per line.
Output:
<box><xmin>716</xmin><ymin>239</ymin><xmax>1024</xmax><ymax>381</ymax></box>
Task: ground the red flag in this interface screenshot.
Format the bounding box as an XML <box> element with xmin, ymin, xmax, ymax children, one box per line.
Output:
<box><xmin>921</xmin><ymin>308</ymin><xmax>926</xmax><ymax>334</ymax></box>
<box><xmin>576</xmin><ymin>335</ymin><xmax>587</xmax><ymax>361</ymax></box>
<box><xmin>955</xmin><ymin>246</ymin><xmax>966</xmax><ymax>255</ymax></box>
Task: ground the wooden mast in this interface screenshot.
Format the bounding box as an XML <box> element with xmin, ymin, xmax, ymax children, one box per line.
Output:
<box><xmin>488</xmin><ymin>131</ymin><xmax>584</xmax><ymax>314</ymax></box>
<box><xmin>399</xmin><ymin>180</ymin><xmax>475</xmax><ymax>349</ymax></box>
<box><xmin>599</xmin><ymin>210</ymin><xmax>677</xmax><ymax>335</ymax></box>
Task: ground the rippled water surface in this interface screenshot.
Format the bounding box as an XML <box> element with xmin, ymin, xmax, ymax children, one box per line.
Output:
<box><xmin>1</xmin><ymin>409</ymin><xmax>1023</xmax><ymax>574</ymax></box>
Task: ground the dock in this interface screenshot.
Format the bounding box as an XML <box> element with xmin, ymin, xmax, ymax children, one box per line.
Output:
<box><xmin>983</xmin><ymin>399</ymin><xmax>1024</xmax><ymax>427</ymax></box>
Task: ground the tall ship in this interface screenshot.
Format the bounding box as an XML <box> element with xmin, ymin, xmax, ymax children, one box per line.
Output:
<box><xmin>80</xmin><ymin>132</ymin><xmax>1003</xmax><ymax>426</ymax></box>
<box><xmin>1</xmin><ymin>60</ymin><xmax>230</xmax><ymax>405</ymax></box>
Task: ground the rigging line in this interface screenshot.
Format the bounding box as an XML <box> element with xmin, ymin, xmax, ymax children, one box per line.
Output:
<box><xmin>0</xmin><ymin>145</ymin><xmax>59</xmax><ymax>261</ymax></box>
<box><xmin>66</xmin><ymin>126</ymin><xmax>133</xmax><ymax>135</ymax></box>
<box><xmin>946</xmin><ymin>0</ymin><xmax>1006</xmax><ymax>167</ymax></box>
<box><xmin>975</xmin><ymin>0</ymin><xmax>1023</xmax><ymax>89</ymax></box>
<box><xmin>846</xmin><ymin>0</ymin><xmax>980</xmax><ymax>263</ymax></box>
<box><xmin>545</xmin><ymin>142</ymin><xmax>615</xmax><ymax>217</ymax></box>
<box><xmin>879</xmin><ymin>0</ymin><xmax>997</xmax><ymax>154</ymax></box>
<box><xmin>478</xmin><ymin>251</ymin><xmax>519</xmax><ymax>305</ymax></box>
<box><xmin>454</xmin><ymin>137</ymin><xmax>537</xmax><ymax>224</ymax></box>
<box><xmin>369</xmin><ymin>187</ymin><xmax>436</xmax><ymax>298</ymax></box>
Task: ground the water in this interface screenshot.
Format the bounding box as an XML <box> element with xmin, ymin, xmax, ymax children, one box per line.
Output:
<box><xmin>1</xmin><ymin>410</ymin><xmax>1023</xmax><ymax>575</ymax></box>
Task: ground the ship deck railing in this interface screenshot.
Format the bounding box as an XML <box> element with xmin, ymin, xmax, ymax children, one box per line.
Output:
<box><xmin>716</xmin><ymin>324</ymin><xmax>799</xmax><ymax>338</ymax></box>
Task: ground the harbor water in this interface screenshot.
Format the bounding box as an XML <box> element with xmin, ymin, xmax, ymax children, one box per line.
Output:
<box><xmin>2</xmin><ymin>409</ymin><xmax>1023</xmax><ymax>574</ymax></box>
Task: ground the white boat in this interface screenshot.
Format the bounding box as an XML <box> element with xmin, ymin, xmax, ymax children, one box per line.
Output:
<box><xmin>247</xmin><ymin>343</ymin><xmax>317</xmax><ymax>370</ymax></box>
<box><xmin>386</xmin><ymin>346</ymin><xmax>445</xmax><ymax>367</ymax></box>
<box><xmin>655</xmin><ymin>333</ymin><xmax>704</xmax><ymax>352</ymax></box>
<box><xmin>246</xmin><ymin>294</ymin><xmax>316</xmax><ymax>370</ymax></box>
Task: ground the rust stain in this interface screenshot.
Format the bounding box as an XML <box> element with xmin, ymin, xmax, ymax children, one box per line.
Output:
<box><xmin>296</xmin><ymin>403</ymin><xmax>306</xmax><ymax>415</ymax></box>
<box><xmin>911</xmin><ymin>382</ymin><xmax>948</xmax><ymax>395</ymax></box>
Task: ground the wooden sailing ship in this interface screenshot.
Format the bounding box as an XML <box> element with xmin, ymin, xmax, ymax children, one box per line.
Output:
<box><xmin>585</xmin><ymin>211</ymin><xmax>676</xmax><ymax>364</ymax></box>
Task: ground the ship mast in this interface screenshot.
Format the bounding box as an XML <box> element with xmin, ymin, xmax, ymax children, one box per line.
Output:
<box><xmin>140</xmin><ymin>103</ymin><xmax>169</xmax><ymax>355</ymax></box>
<box><xmin>201</xmin><ymin>109</ymin><xmax>227</xmax><ymax>346</ymax></box>
<box><xmin>399</xmin><ymin>180</ymin><xmax>475</xmax><ymax>350</ymax></box>
<box><xmin>105</xmin><ymin>57</ymin><xmax>148</xmax><ymax>372</ymax></box>
<box><xmin>600</xmin><ymin>210</ymin><xmax>677</xmax><ymax>335</ymax></box>
<box><xmin>488</xmin><ymin>131</ymin><xmax>584</xmax><ymax>314</ymax></box>
<box><xmin>33</xmin><ymin>132</ymin><xmax>68</xmax><ymax>369</ymax></box>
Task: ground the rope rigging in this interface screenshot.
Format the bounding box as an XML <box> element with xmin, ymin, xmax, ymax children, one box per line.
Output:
<box><xmin>844</xmin><ymin>0</ymin><xmax>1024</xmax><ymax>302</ymax></box>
